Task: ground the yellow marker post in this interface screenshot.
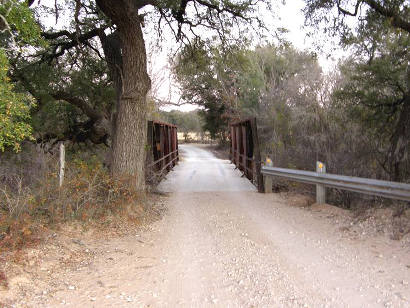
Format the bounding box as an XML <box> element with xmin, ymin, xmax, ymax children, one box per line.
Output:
<box><xmin>264</xmin><ymin>157</ymin><xmax>273</xmax><ymax>193</ymax></box>
<box><xmin>316</xmin><ymin>161</ymin><xmax>326</xmax><ymax>204</ymax></box>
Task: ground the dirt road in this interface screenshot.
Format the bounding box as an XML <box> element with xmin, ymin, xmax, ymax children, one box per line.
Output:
<box><xmin>15</xmin><ymin>144</ymin><xmax>410</xmax><ymax>307</ymax></box>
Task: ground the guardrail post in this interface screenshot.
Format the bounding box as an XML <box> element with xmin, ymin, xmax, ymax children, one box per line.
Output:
<box><xmin>316</xmin><ymin>161</ymin><xmax>326</xmax><ymax>204</ymax></box>
<box><xmin>264</xmin><ymin>157</ymin><xmax>273</xmax><ymax>193</ymax></box>
<box><xmin>264</xmin><ymin>175</ymin><xmax>272</xmax><ymax>193</ymax></box>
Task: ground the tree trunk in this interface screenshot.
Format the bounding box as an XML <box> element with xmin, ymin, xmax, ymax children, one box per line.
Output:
<box><xmin>99</xmin><ymin>30</ymin><xmax>123</xmax><ymax>167</ymax></box>
<box><xmin>389</xmin><ymin>94</ymin><xmax>410</xmax><ymax>182</ymax></box>
<box><xmin>96</xmin><ymin>0</ymin><xmax>151</xmax><ymax>190</ymax></box>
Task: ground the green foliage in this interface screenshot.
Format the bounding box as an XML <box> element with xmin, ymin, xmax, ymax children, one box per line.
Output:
<box><xmin>15</xmin><ymin>45</ymin><xmax>115</xmax><ymax>143</ymax></box>
<box><xmin>0</xmin><ymin>0</ymin><xmax>45</xmax><ymax>47</ymax></box>
<box><xmin>0</xmin><ymin>50</ymin><xmax>34</xmax><ymax>152</ymax></box>
<box><xmin>173</xmin><ymin>41</ymin><xmax>256</xmax><ymax>140</ymax></box>
<box><xmin>174</xmin><ymin>42</ymin><xmax>323</xmax><ymax>144</ymax></box>
<box><xmin>303</xmin><ymin>0</ymin><xmax>410</xmax><ymax>182</ymax></box>
<box><xmin>334</xmin><ymin>29</ymin><xmax>409</xmax><ymax>181</ymax></box>
<box><xmin>304</xmin><ymin>0</ymin><xmax>409</xmax><ymax>45</ymax></box>
<box><xmin>0</xmin><ymin>0</ymin><xmax>45</xmax><ymax>151</ymax></box>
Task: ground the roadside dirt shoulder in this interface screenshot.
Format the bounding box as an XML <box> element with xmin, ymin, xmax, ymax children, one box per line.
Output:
<box><xmin>0</xmin><ymin>195</ymin><xmax>166</xmax><ymax>307</ymax></box>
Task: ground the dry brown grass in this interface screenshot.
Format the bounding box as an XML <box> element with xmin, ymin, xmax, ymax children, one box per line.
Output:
<box><xmin>0</xmin><ymin>270</ymin><xmax>7</xmax><ymax>288</ymax></box>
<box><xmin>0</xmin><ymin>154</ymin><xmax>149</xmax><ymax>254</ymax></box>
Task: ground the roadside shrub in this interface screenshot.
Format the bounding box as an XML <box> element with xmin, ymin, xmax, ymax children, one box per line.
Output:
<box><xmin>0</xmin><ymin>150</ymin><xmax>140</xmax><ymax>251</ymax></box>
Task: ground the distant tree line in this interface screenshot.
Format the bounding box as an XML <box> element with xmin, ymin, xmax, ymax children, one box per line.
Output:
<box><xmin>159</xmin><ymin>110</ymin><xmax>204</xmax><ymax>142</ymax></box>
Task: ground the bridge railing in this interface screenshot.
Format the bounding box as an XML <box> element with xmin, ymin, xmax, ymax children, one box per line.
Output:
<box><xmin>230</xmin><ymin>118</ymin><xmax>264</xmax><ymax>192</ymax></box>
<box><xmin>146</xmin><ymin>120</ymin><xmax>178</xmax><ymax>184</ymax></box>
<box><xmin>262</xmin><ymin>163</ymin><xmax>410</xmax><ymax>203</ymax></box>
<box><xmin>147</xmin><ymin>149</ymin><xmax>179</xmax><ymax>177</ymax></box>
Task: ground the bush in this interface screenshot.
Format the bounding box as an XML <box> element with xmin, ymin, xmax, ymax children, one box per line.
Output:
<box><xmin>0</xmin><ymin>149</ymin><xmax>140</xmax><ymax>251</ymax></box>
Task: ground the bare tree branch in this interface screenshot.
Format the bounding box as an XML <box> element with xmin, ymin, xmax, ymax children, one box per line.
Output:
<box><xmin>40</xmin><ymin>26</ymin><xmax>108</xmax><ymax>62</ymax></box>
<box><xmin>336</xmin><ymin>0</ymin><xmax>362</xmax><ymax>16</ymax></box>
<box><xmin>336</xmin><ymin>0</ymin><xmax>410</xmax><ymax>33</ymax></box>
<box><xmin>51</xmin><ymin>91</ymin><xmax>104</xmax><ymax>121</ymax></box>
<box><xmin>364</xmin><ymin>0</ymin><xmax>410</xmax><ymax>33</ymax></box>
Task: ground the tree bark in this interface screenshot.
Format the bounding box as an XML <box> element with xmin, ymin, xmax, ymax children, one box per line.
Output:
<box><xmin>96</xmin><ymin>0</ymin><xmax>151</xmax><ymax>190</ymax></box>
<box><xmin>99</xmin><ymin>30</ymin><xmax>123</xmax><ymax>167</ymax></box>
<box><xmin>389</xmin><ymin>93</ymin><xmax>410</xmax><ymax>182</ymax></box>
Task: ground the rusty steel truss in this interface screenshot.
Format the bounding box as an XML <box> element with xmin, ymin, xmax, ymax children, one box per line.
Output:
<box><xmin>230</xmin><ymin>118</ymin><xmax>264</xmax><ymax>192</ymax></box>
<box><xmin>146</xmin><ymin>120</ymin><xmax>178</xmax><ymax>184</ymax></box>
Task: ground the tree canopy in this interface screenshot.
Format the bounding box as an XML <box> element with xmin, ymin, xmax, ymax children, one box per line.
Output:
<box><xmin>0</xmin><ymin>0</ymin><xmax>409</xmax><ymax>190</ymax></box>
<box><xmin>0</xmin><ymin>0</ymin><xmax>271</xmax><ymax>190</ymax></box>
<box><xmin>0</xmin><ymin>0</ymin><xmax>45</xmax><ymax>151</ymax></box>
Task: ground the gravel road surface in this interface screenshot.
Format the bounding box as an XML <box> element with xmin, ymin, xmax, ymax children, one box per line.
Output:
<box><xmin>24</xmin><ymin>144</ymin><xmax>410</xmax><ymax>307</ymax></box>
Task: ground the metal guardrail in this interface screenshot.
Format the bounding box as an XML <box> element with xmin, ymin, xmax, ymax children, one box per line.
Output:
<box><xmin>262</xmin><ymin>166</ymin><xmax>410</xmax><ymax>202</ymax></box>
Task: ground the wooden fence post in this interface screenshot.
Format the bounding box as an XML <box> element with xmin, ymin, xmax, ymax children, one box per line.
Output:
<box><xmin>59</xmin><ymin>143</ymin><xmax>65</xmax><ymax>187</ymax></box>
<box><xmin>316</xmin><ymin>161</ymin><xmax>326</xmax><ymax>204</ymax></box>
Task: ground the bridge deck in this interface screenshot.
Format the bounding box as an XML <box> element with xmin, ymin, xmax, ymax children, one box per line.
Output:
<box><xmin>158</xmin><ymin>144</ymin><xmax>256</xmax><ymax>192</ymax></box>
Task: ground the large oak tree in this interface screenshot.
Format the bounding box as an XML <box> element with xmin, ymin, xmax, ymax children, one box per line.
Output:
<box><xmin>94</xmin><ymin>0</ymin><xmax>268</xmax><ymax>190</ymax></box>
